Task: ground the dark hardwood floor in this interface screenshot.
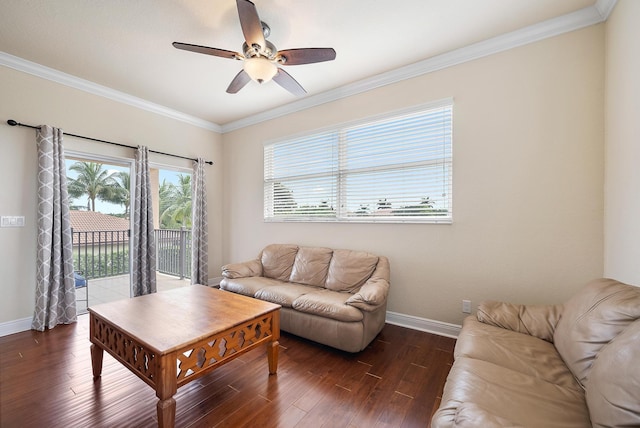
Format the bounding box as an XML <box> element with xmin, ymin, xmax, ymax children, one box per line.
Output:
<box><xmin>0</xmin><ymin>314</ymin><xmax>455</xmax><ymax>427</ymax></box>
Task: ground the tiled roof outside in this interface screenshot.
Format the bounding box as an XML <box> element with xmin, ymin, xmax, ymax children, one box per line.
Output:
<box><xmin>70</xmin><ymin>211</ymin><xmax>130</xmax><ymax>245</ymax></box>
<box><xmin>70</xmin><ymin>210</ymin><xmax>129</xmax><ymax>231</ymax></box>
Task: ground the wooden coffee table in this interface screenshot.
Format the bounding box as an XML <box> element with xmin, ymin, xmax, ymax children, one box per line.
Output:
<box><xmin>88</xmin><ymin>286</ymin><xmax>281</xmax><ymax>428</ymax></box>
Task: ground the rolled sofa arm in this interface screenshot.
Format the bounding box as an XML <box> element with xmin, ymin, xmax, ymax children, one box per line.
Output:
<box><xmin>221</xmin><ymin>259</ymin><xmax>263</xmax><ymax>279</ymax></box>
<box><xmin>346</xmin><ymin>256</ymin><xmax>390</xmax><ymax>311</ymax></box>
<box><xmin>476</xmin><ymin>301</ymin><xmax>563</xmax><ymax>342</ymax></box>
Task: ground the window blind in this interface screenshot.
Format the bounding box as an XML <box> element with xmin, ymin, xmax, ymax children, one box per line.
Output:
<box><xmin>264</xmin><ymin>101</ymin><xmax>453</xmax><ymax>223</ymax></box>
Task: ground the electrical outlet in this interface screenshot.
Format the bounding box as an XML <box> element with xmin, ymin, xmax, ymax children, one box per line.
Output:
<box><xmin>462</xmin><ymin>299</ymin><xmax>472</xmax><ymax>314</ymax></box>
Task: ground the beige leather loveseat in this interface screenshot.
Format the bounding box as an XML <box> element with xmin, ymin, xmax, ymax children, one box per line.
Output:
<box><xmin>220</xmin><ymin>244</ymin><xmax>390</xmax><ymax>352</ymax></box>
<box><xmin>432</xmin><ymin>278</ymin><xmax>640</xmax><ymax>427</ymax></box>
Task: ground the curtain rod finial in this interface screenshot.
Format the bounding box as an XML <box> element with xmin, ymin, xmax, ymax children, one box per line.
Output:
<box><xmin>7</xmin><ymin>119</ymin><xmax>18</xmax><ymax>126</ymax></box>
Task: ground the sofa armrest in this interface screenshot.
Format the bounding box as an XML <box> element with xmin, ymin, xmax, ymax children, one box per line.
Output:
<box><xmin>221</xmin><ymin>259</ymin><xmax>263</xmax><ymax>279</ymax></box>
<box><xmin>476</xmin><ymin>301</ymin><xmax>563</xmax><ymax>342</ymax></box>
<box><xmin>346</xmin><ymin>256</ymin><xmax>390</xmax><ymax>311</ymax></box>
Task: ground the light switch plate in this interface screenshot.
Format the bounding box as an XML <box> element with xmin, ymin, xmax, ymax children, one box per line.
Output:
<box><xmin>1</xmin><ymin>216</ymin><xmax>25</xmax><ymax>227</ymax></box>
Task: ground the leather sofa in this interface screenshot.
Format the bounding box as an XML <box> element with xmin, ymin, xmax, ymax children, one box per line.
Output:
<box><xmin>432</xmin><ymin>278</ymin><xmax>640</xmax><ymax>427</ymax></box>
<box><xmin>220</xmin><ymin>244</ymin><xmax>390</xmax><ymax>353</ymax></box>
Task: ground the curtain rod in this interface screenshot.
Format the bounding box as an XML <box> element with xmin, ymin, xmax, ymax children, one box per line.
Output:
<box><xmin>6</xmin><ymin>119</ymin><xmax>213</xmax><ymax>165</ymax></box>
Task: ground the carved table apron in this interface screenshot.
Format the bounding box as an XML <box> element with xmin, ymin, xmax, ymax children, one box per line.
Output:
<box><xmin>88</xmin><ymin>286</ymin><xmax>281</xmax><ymax>428</ymax></box>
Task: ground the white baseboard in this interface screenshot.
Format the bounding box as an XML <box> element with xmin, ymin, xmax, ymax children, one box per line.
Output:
<box><xmin>386</xmin><ymin>311</ymin><xmax>461</xmax><ymax>339</ymax></box>
<box><xmin>0</xmin><ymin>316</ymin><xmax>32</xmax><ymax>337</ymax></box>
<box><xmin>2</xmin><ymin>310</ymin><xmax>461</xmax><ymax>339</ymax></box>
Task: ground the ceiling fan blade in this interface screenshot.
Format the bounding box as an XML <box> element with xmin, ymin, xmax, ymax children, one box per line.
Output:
<box><xmin>277</xmin><ymin>48</ymin><xmax>336</xmax><ymax>65</ymax></box>
<box><xmin>236</xmin><ymin>0</ymin><xmax>265</xmax><ymax>50</ymax></box>
<box><xmin>226</xmin><ymin>70</ymin><xmax>252</xmax><ymax>94</ymax></box>
<box><xmin>272</xmin><ymin>68</ymin><xmax>307</xmax><ymax>97</ymax></box>
<box><xmin>173</xmin><ymin>42</ymin><xmax>241</xmax><ymax>60</ymax></box>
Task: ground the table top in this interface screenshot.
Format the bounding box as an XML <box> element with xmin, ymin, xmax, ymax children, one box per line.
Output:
<box><xmin>88</xmin><ymin>285</ymin><xmax>281</xmax><ymax>354</ymax></box>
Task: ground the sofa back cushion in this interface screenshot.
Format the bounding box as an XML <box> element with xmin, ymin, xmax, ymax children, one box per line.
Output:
<box><xmin>553</xmin><ymin>278</ymin><xmax>640</xmax><ymax>387</ymax></box>
<box><xmin>289</xmin><ymin>246</ymin><xmax>333</xmax><ymax>287</ymax></box>
<box><xmin>586</xmin><ymin>319</ymin><xmax>640</xmax><ymax>426</ymax></box>
<box><xmin>325</xmin><ymin>249</ymin><xmax>379</xmax><ymax>292</ymax></box>
<box><xmin>260</xmin><ymin>244</ymin><xmax>299</xmax><ymax>281</ymax></box>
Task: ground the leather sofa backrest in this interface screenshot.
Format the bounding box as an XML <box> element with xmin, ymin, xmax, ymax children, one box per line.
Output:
<box><xmin>289</xmin><ymin>246</ymin><xmax>333</xmax><ymax>287</ymax></box>
<box><xmin>553</xmin><ymin>278</ymin><xmax>640</xmax><ymax>387</ymax></box>
<box><xmin>260</xmin><ymin>244</ymin><xmax>299</xmax><ymax>281</ymax></box>
<box><xmin>586</xmin><ymin>318</ymin><xmax>640</xmax><ymax>426</ymax></box>
<box><xmin>258</xmin><ymin>244</ymin><xmax>381</xmax><ymax>293</ymax></box>
<box><xmin>325</xmin><ymin>249</ymin><xmax>379</xmax><ymax>293</ymax></box>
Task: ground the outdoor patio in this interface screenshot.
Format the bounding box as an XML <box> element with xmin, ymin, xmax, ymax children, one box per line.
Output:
<box><xmin>76</xmin><ymin>272</ymin><xmax>190</xmax><ymax>313</ymax></box>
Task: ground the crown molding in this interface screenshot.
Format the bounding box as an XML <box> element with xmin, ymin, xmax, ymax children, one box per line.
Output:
<box><xmin>0</xmin><ymin>51</ymin><xmax>222</xmax><ymax>133</ymax></box>
<box><xmin>1</xmin><ymin>0</ymin><xmax>617</xmax><ymax>135</ymax></box>
<box><xmin>221</xmin><ymin>0</ymin><xmax>617</xmax><ymax>133</ymax></box>
<box><xmin>595</xmin><ymin>0</ymin><xmax>618</xmax><ymax>19</ymax></box>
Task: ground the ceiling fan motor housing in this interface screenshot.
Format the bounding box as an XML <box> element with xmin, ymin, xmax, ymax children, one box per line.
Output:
<box><xmin>242</xmin><ymin>40</ymin><xmax>278</xmax><ymax>61</ymax></box>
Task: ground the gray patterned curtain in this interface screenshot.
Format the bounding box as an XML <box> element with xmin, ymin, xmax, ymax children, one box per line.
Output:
<box><xmin>32</xmin><ymin>125</ymin><xmax>76</xmax><ymax>331</ymax></box>
<box><xmin>191</xmin><ymin>158</ymin><xmax>208</xmax><ymax>285</ymax></box>
<box><xmin>132</xmin><ymin>145</ymin><xmax>156</xmax><ymax>296</ymax></box>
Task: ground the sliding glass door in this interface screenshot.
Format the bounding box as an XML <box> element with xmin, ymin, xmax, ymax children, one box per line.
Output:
<box><xmin>65</xmin><ymin>153</ymin><xmax>193</xmax><ymax>313</ymax></box>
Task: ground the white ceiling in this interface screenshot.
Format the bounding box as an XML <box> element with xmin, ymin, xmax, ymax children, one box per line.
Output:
<box><xmin>0</xmin><ymin>0</ymin><xmax>610</xmax><ymax>131</ymax></box>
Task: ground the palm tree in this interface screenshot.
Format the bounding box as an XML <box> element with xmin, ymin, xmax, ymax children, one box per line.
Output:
<box><xmin>160</xmin><ymin>174</ymin><xmax>192</xmax><ymax>229</ymax></box>
<box><xmin>110</xmin><ymin>171</ymin><xmax>130</xmax><ymax>218</ymax></box>
<box><xmin>158</xmin><ymin>179</ymin><xmax>173</xmax><ymax>220</ymax></box>
<box><xmin>67</xmin><ymin>162</ymin><xmax>118</xmax><ymax>211</ymax></box>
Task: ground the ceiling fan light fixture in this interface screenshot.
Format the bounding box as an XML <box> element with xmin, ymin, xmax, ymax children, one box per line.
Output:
<box><xmin>243</xmin><ymin>56</ymin><xmax>277</xmax><ymax>84</ymax></box>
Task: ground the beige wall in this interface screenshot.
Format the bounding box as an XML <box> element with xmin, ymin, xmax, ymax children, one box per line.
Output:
<box><xmin>222</xmin><ymin>25</ymin><xmax>605</xmax><ymax>325</ymax></box>
<box><xmin>604</xmin><ymin>0</ymin><xmax>640</xmax><ymax>286</ymax></box>
<box><xmin>0</xmin><ymin>65</ymin><xmax>223</xmax><ymax>324</ymax></box>
<box><xmin>0</xmin><ymin>21</ymin><xmax>610</xmax><ymax>330</ymax></box>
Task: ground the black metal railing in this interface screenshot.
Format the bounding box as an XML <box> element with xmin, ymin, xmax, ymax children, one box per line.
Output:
<box><xmin>71</xmin><ymin>228</ymin><xmax>191</xmax><ymax>280</ymax></box>
<box><xmin>155</xmin><ymin>228</ymin><xmax>192</xmax><ymax>279</ymax></box>
<box><xmin>72</xmin><ymin>229</ymin><xmax>130</xmax><ymax>280</ymax></box>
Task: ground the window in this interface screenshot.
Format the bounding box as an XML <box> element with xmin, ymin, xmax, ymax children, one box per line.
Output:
<box><xmin>264</xmin><ymin>99</ymin><xmax>453</xmax><ymax>223</ymax></box>
<box><xmin>65</xmin><ymin>152</ymin><xmax>193</xmax><ymax>312</ymax></box>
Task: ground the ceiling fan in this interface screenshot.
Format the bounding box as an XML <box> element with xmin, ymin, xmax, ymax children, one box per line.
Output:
<box><xmin>173</xmin><ymin>0</ymin><xmax>336</xmax><ymax>96</ymax></box>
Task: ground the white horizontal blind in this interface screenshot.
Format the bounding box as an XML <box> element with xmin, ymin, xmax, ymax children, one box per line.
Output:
<box><xmin>264</xmin><ymin>131</ymin><xmax>339</xmax><ymax>219</ymax></box>
<box><xmin>264</xmin><ymin>102</ymin><xmax>453</xmax><ymax>223</ymax></box>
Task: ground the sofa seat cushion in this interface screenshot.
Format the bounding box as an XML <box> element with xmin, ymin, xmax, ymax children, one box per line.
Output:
<box><xmin>435</xmin><ymin>357</ymin><xmax>591</xmax><ymax>428</ymax></box>
<box><xmin>292</xmin><ymin>289</ymin><xmax>364</xmax><ymax>322</ymax></box>
<box><xmin>455</xmin><ymin>317</ymin><xmax>582</xmax><ymax>391</ymax></box>
<box><xmin>553</xmin><ymin>278</ymin><xmax>640</xmax><ymax>387</ymax></box>
<box><xmin>325</xmin><ymin>249</ymin><xmax>379</xmax><ymax>292</ymax></box>
<box><xmin>254</xmin><ymin>283</ymin><xmax>318</xmax><ymax>308</ymax></box>
<box><xmin>220</xmin><ymin>277</ymin><xmax>283</xmax><ymax>297</ymax></box>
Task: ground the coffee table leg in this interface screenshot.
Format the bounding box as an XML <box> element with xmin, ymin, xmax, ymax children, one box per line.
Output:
<box><xmin>90</xmin><ymin>343</ymin><xmax>104</xmax><ymax>379</ymax></box>
<box><xmin>268</xmin><ymin>311</ymin><xmax>280</xmax><ymax>375</ymax></box>
<box><xmin>157</xmin><ymin>397</ymin><xmax>176</xmax><ymax>428</ymax></box>
<box><xmin>156</xmin><ymin>353</ymin><xmax>177</xmax><ymax>428</ymax></box>
<box><xmin>267</xmin><ymin>340</ymin><xmax>279</xmax><ymax>375</ymax></box>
